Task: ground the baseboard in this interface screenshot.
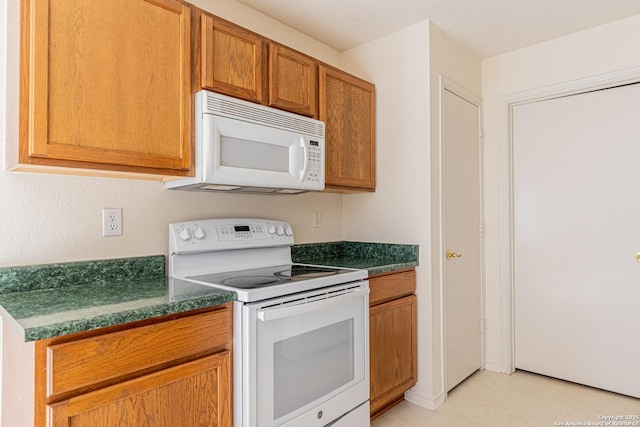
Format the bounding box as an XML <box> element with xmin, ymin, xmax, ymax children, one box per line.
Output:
<box><xmin>484</xmin><ymin>362</ymin><xmax>514</xmax><ymax>374</ymax></box>
<box><xmin>403</xmin><ymin>389</ymin><xmax>445</xmax><ymax>411</ymax></box>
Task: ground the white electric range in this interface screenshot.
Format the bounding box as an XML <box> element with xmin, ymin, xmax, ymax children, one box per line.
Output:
<box><xmin>168</xmin><ymin>218</ymin><xmax>370</xmax><ymax>427</ymax></box>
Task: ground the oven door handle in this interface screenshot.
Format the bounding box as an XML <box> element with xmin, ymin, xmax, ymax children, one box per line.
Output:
<box><xmin>257</xmin><ymin>288</ymin><xmax>369</xmax><ymax>322</ymax></box>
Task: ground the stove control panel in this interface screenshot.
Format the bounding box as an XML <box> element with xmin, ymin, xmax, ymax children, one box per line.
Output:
<box><xmin>170</xmin><ymin>218</ymin><xmax>294</xmax><ymax>254</ymax></box>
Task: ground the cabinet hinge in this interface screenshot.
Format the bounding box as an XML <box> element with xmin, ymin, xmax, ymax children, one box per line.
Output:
<box><xmin>480</xmin><ymin>319</ymin><xmax>485</xmax><ymax>333</ymax></box>
<box><xmin>477</xmin><ymin>128</ymin><xmax>483</xmax><ymax>144</ymax></box>
<box><xmin>479</xmin><ymin>223</ymin><xmax>485</xmax><ymax>237</ymax></box>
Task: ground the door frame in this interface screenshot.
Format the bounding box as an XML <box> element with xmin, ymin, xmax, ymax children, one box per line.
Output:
<box><xmin>437</xmin><ymin>76</ymin><xmax>485</xmax><ymax>398</ymax></box>
<box><xmin>498</xmin><ymin>66</ymin><xmax>640</xmax><ymax>374</ymax></box>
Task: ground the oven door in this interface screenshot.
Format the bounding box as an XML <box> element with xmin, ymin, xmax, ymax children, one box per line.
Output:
<box><xmin>244</xmin><ymin>283</ymin><xmax>369</xmax><ymax>427</ymax></box>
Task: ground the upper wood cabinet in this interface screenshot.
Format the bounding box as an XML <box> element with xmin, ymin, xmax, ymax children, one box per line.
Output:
<box><xmin>19</xmin><ymin>0</ymin><xmax>193</xmax><ymax>176</ymax></box>
<box><xmin>198</xmin><ymin>12</ymin><xmax>318</xmax><ymax>117</ymax></box>
<box><xmin>319</xmin><ymin>64</ymin><xmax>376</xmax><ymax>191</ymax></box>
<box><xmin>268</xmin><ymin>43</ymin><xmax>317</xmax><ymax>117</ymax></box>
<box><xmin>199</xmin><ymin>13</ymin><xmax>266</xmax><ymax>104</ymax></box>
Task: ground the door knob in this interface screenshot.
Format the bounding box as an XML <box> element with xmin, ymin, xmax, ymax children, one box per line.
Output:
<box><xmin>446</xmin><ymin>249</ymin><xmax>462</xmax><ymax>260</ymax></box>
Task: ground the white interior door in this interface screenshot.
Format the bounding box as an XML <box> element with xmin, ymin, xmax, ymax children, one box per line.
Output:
<box><xmin>513</xmin><ymin>82</ymin><xmax>640</xmax><ymax>398</ymax></box>
<box><xmin>443</xmin><ymin>88</ymin><xmax>483</xmax><ymax>392</ymax></box>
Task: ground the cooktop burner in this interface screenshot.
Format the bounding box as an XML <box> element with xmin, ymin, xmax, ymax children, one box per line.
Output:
<box><xmin>275</xmin><ymin>265</ymin><xmax>339</xmax><ymax>281</ymax></box>
<box><xmin>223</xmin><ymin>276</ymin><xmax>283</xmax><ymax>288</ymax></box>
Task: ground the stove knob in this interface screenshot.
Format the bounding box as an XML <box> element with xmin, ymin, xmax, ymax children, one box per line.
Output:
<box><xmin>178</xmin><ymin>228</ymin><xmax>192</xmax><ymax>241</ymax></box>
<box><xmin>276</xmin><ymin>225</ymin><xmax>285</xmax><ymax>236</ymax></box>
<box><xmin>285</xmin><ymin>226</ymin><xmax>293</xmax><ymax>236</ymax></box>
<box><xmin>194</xmin><ymin>227</ymin><xmax>206</xmax><ymax>240</ymax></box>
<box><xmin>268</xmin><ymin>226</ymin><xmax>276</xmax><ymax>235</ymax></box>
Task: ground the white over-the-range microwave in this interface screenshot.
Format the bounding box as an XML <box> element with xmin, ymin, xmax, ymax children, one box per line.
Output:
<box><xmin>166</xmin><ymin>90</ymin><xmax>325</xmax><ymax>194</ymax></box>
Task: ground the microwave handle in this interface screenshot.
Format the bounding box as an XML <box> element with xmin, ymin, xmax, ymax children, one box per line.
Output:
<box><xmin>299</xmin><ymin>139</ymin><xmax>308</xmax><ymax>181</ymax></box>
<box><xmin>257</xmin><ymin>287</ymin><xmax>368</xmax><ymax>322</ymax></box>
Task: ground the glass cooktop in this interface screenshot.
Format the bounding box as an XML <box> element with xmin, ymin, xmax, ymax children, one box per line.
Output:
<box><xmin>188</xmin><ymin>264</ymin><xmax>353</xmax><ymax>289</ymax></box>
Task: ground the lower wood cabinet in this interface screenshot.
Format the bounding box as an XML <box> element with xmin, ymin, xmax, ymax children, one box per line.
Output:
<box><xmin>48</xmin><ymin>352</ymin><xmax>230</xmax><ymax>427</ymax></box>
<box><xmin>369</xmin><ymin>269</ymin><xmax>417</xmax><ymax>419</ymax></box>
<box><xmin>34</xmin><ymin>305</ymin><xmax>233</xmax><ymax>427</ymax></box>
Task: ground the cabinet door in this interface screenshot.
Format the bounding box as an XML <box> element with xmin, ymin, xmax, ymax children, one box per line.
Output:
<box><xmin>319</xmin><ymin>65</ymin><xmax>376</xmax><ymax>191</ymax></box>
<box><xmin>200</xmin><ymin>14</ymin><xmax>265</xmax><ymax>104</ymax></box>
<box><xmin>21</xmin><ymin>0</ymin><xmax>192</xmax><ymax>175</ymax></box>
<box><xmin>48</xmin><ymin>352</ymin><xmax>232</xmax><ymax>427</ymax></box>
<box><xmin>369</xmin><ymin>295</ymin><xmax>417</xmax><ymax>416</ymax></box>
<box><xmin>268</xmin><ymin>44</ymin><xmax>317</xmax><ymax>117</ymax></box>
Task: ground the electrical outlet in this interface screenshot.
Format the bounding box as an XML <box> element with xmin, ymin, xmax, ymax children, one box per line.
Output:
<box><xmin>312</xmin><ymin>210</ymin><xmax>321</xmax><ymax>228</ymax></box>
<box><xmin>102</xmin><ymin>208</ymin><xmax>122</xmax><ymax>237</ymax></box>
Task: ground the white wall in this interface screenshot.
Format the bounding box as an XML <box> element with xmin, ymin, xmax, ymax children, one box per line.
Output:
<box><xmin>340</xmin><ymin>20</ymin><xmax>433</xmax><ymax>407</ymax></box>
<box><xmin>481</xmin><ymin>14</ymin><xmax>640</xmax><ymax>372</ymax></box>
<box><xmin>340</xmin><ymin>21</ymin><xmax>480</xmax><ymax>409</ymax></box>
<box><xmin>0</xmin><ymin>0</ymin><xmax>345</xmax><ymax>268</ymax></box>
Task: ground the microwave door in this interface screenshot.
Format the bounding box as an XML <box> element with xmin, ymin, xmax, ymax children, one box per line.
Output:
<box><xmin>209</xmin><ymin>116</ymin><xmax>303</xmax><ymax>187</ymax></box>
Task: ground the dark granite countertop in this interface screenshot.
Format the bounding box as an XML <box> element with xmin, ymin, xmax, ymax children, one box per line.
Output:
<box><xmin>0</xmin><ymin>256</ymin><xmax>236</xmax><ymax>342</ymax></box>
<box><xmin>0</xmin><ymin>242</ymin><xmax>416</xmax><ymax>342</ymax></box>
<box><xmin>292</xmin><ymin>241</ymin><xmax>419</xmax><ymax>276</ymax></box>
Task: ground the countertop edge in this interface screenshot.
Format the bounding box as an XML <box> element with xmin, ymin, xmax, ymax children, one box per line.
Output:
<box><xmin>19</xmin><ymin>291</ymin><xmax>237</xmax><ymax>342</ymax></box>
<box><xmin>366</xmin><ymin>261</ymin><xmax>419</xmax><ymax>277</ymax></box>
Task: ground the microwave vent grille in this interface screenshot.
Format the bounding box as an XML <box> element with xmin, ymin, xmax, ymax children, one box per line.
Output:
<box><xmin>203</xmin><ymin>92</ymin><xmax>324</xmax><ymax>138</ymax></box>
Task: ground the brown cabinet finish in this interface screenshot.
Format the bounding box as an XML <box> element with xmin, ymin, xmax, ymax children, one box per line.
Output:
<box><xmin>369</xmin><ymin>269</ymin><xmax>417</xmax><ymax>306</ymax></box>
<box><xmin>198</xmin><ymin>12</ymin><xmax>318</xmax><ymax>117</ymax></box>
<box><xmin>19</xmin><ymin>0</ymin><xmax>193</xmax><ymax>176</ymax></box>
<box><xmin>200</xmin><ymin>13</ymin><xmax>266</xmax><ymax>104</ymax></box>
<box><xmin>46</xmin><ymin>309</ymin><xmax>231</xmax><ymax>398</ymax></box>
<box><xmin>34</xmin><ymin>305</ymin><xmax>233</xmax><ymax>427</ymax></box>
<box><xmin>48</xmin><ymin>352</ymin><xmax>231</xmax><ymax>427</ymax></box>
<box><xmin>268</xmin><ymin>44</ymin><xmax>318</xmax><ymax>117</ymax></box>
<box><xmin>368</xmin><ymin>270</ymin><xmax>417</xmax><ymax>419</ymax></box>
<box><xmin>19</xmin><ymin>1</ymin><xmax>373</xmax><ymax>179</ymax></box>
<box><xmin>319</xmin><ymin>64</ymin><xmax>376</xmax><ymax>192</ymax></box>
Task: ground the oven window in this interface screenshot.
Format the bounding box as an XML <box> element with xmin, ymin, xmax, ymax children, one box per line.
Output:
<box><xmin>220</xmin><ymin>136</ymin><xmax>289</xmax><ymax>172</ymax></box>
<box><xmin>273</xmin><ymin>319</ymin><xmax>355</xmax><ymax>419</ymax></box>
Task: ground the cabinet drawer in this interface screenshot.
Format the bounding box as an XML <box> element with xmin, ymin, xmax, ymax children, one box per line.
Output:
<box><xmin>46</xmin><ymin>306</ymin><xmax>231</xmax><ymax>398</ymax></box>
<box><xmin>369</xmin><ymin>270</ymin><xmax>416</xmax><ymax>306</ymax></box>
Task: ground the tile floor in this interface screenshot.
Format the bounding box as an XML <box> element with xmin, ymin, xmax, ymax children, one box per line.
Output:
<box><xmin>371</xmin><ymin>370</ymin><xmax>640</xmax><ymax>427</ymax></box>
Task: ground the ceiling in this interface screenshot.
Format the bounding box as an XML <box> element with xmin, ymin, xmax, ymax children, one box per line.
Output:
<box><xmin>234</xmin><ymin>0</ymin><xmax>640</xmax><ymax>58</ymax></box>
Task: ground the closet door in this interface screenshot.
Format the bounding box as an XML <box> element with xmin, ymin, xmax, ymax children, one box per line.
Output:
<box><xmin>513</xmin><ymin>83</ymin><xmax>640</xmax><ymax>398</ymax></box>
<box><xmin>443</xmin><ymin>89</ymin><xmax>482</xmax><ymax>392</ymax></box>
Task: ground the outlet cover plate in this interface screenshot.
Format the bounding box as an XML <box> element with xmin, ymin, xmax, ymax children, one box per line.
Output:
<box><xmin>102</xmin><ymin>208</ymin><xmax>122</xmax><ymax>237</ymax></box>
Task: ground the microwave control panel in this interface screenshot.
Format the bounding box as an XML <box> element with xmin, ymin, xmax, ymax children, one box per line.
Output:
<box><xmin>306</xmin><ymin>140</ymin><xmax>323</xmax><ymax>184</ymax></box>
